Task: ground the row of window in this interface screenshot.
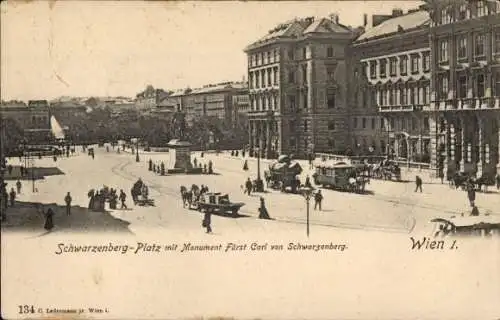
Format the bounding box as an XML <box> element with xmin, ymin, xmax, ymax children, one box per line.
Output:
<box><xmin>352</xmin><ymin>117</ymin><xmax>384</xmax><ymax>130</ymax></box>
<box><xmin>250</xmin><ymin>94</ymin><xmax>279</xmax><ymax>111</ymax></box>
<box><xmin>249</xmin><ymin>46</ymin><xmax>337</xmax><ymax>67</ymax></box>
<box><xmin>439</xmin><ymin>30</ymin><xmax>500</xmax><ymax>63</ymax></box>
<box><xmin>436</xmin><ymin>1</ymin><xmax>499</xmax><ymax>26</ymax></box>
<box><xmin>368</xmin><ymin>52</ymin><xmax>430</xmax><ymax>79</ymax></box>
<box><xmin>249</xmin><ymin>67</ymin><xmax>279</xmax><ymax>89</ymax></box>
<box><xmin>386</xmin><ymin>117</ymin><xmax>430</xmax><ymax>132</ymax></box>
<box><xmin>376</xmin><ymin>83</ymin><xmax>431</xmax><ymax>106</ymax></box>
<box><xmin>436</xmin><ymin>70</ymin><xmax>500</xmax><ymax>100</ymax></box>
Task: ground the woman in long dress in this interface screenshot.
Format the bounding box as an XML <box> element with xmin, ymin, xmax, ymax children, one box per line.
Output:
<box><xmin>44</xmin><ymin>208</ymin><xmax>55</xmax><ymax>231</ymax></box>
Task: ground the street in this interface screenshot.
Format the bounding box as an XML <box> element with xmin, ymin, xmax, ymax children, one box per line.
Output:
<box><xmin>3</xmin><ymin>146</ymin><xmax>499</xmax><ymax>237</ymax></box>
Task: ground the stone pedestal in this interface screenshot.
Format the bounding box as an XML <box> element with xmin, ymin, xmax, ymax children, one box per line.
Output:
<box><xmin>167</xmin><ymin>139</ymin><xmax>193</xmax><ymax>172</ymax></box>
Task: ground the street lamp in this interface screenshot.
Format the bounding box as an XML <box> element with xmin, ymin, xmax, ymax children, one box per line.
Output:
<box><xmin>300</xmin><ymin>186</ymin><xmax>313</xmax><ymax>237</ymax></box>
<box><xmin>255</xmin><ymin>145</ymin><xmax>264</xmax><ymax>192</ymax></box>
<box><xmin>131</xmin><ymin>138</ymin><xmax>140</xmax><ymax>162</ymax></box>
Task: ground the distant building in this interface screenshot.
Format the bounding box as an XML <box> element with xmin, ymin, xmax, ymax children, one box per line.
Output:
<box><xmin>245</xmin><ymin>15</ymin><xmax>355</xmax><ymax>158</ymax></box>
<box><xmin>135</xmin><ymin>85</ymin><xmax>171</xmax><ymax>110</ymax></box>
<box><xmin>349</xmin><ymin>8</ymin><xmax>431</xmax><ymax>159</ymax></box>
<box><xmin>232</xmin><ymin>93</ymin><xmax>250</xmax><ymax>129</ymax></box>
<box><xmin>0</xmin><ymin>100</ymin><xmax>52</xmax><ymax>143</ymax></box>
<box><xmin>171</xmin><ymin>82</ymin><xmax>247</xmax><ymax>127</ymax></box>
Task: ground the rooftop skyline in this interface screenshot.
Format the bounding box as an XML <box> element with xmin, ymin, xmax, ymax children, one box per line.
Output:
<box><xmin>1</xmin><ymin>1</ymin><xmax>423</xmax><ymax>101</ymax></box>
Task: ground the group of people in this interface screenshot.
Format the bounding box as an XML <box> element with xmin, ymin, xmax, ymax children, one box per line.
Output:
<box><xmin>193</xmin><ymin>158</ymin><xmax>214</xmax><ymax>174</ymax></box>
<box><xmin>87</xmin><ymin>186</ymin><xmax>128</xmax><ymax>211</ymax></box>
<box><xmin>149</xmin><ymin>160</ymin><xmax>166</xmax><ymax>175</ymax></box>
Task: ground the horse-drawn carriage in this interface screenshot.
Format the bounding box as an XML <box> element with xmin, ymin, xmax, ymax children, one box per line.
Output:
<box><xmin>371</xmin><ymin>160</ymin><xmax>401</xmax><ymax>181</ymax></box>
<box><xmin>431</xmin><ymin>215</ymin><xmax>500</xmax><ymax>238</ymax></box>
<box><xmin>450</xmin><ymin>171</ymin><xmax>496</xmax><ymax>192</ymax></box>
<box><xmin>312</xmin><ymin>161</ymin><xmax>369</xmax><ymax>193</ymax></box>
<box><xmin>180</xmin><ymin>185</ymin><xmax>244</xmax><ymax>217</ymax></box>
<box><xmin>265</xmin><ymin>155</ymin><xmax>303</xmax><ymax>193</ymax></box>
<box><xmin>131</xmin><ymin>179</ymin><xmax>154</xmax><ymax>206</ymax></box>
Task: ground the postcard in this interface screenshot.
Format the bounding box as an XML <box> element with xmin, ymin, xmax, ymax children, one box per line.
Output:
<box><xmin>1</xmin><ymin>1</ymin><xmax>500</xmax><ymax>319</ymax></box>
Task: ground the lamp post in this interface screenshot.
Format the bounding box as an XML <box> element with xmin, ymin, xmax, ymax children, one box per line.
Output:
<box><xmin>255</xmin><ymin>144</ymin><xmax>264</xmax><ymax>192</ymax></box>
<box><xmin>131</xmin><ymin>138</ymin><xmax>140</xmax><ymax>162</ymax></box>
<box><xmin>300</xmin><ymin>186</ymin><xmax>313</xmax><ymax>237</ymax></box>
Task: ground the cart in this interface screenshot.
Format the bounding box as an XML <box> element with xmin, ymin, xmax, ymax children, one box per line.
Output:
<box><xmin>196</xmin><ymin>192</ymin><xmax>245</xmax><ymax>216</ymax></box>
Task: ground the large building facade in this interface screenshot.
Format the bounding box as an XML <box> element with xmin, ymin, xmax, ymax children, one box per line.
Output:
<box><xmin>427</xmin><ymin>0</ymin><xmax>500</xmax><ymax>177</ymax></box>
<box><xmin>245</xmin><ymin>16</ymin><xmax>354</xmax><ymax>158</ymax></box>
<box><xmin>350</xmin><ymin>9</ymin><xmax>432</xmax><ymax>160</ymax></box>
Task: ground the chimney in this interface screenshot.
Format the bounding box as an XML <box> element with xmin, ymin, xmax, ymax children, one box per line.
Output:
<box><xmin>363</xmin><ymin>13</ymin><xmax>368</xmax><ymax>27</ymax></box>
<box><xmin>392</xmin><ymin>8</ymin><xmax>403</xmax><ymax>17</ymax></box>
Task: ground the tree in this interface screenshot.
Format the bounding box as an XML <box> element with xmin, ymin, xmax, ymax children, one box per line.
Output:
<box><xmin>2</xmin><ymin>118</ymin><xmax>24</xmax><ymax>156</ymax></box>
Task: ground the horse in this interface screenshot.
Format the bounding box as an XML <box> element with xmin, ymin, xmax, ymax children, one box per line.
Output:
<box><xmin>180</xmin><ymin>186</ymin><xmax>193</xmax><ymax>208</ymax></box>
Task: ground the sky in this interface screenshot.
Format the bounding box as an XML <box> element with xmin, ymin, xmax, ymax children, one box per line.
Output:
<box><xmin>1</xmin><ymin>1</ymin><xmax>423</xmax><ymax>101</ymax></box>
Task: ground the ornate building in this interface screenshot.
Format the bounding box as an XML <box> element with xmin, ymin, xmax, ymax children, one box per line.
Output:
<box><xmin>244</xmin><ymin>15</ymin><xmax>354</xmax><ymax>158</ymax></box>
<box><xmin>426</xmin><ymin>0</ymin><xmax>500</xmax><ymax>177</ymax></box>
<box><xmin>350</xmin><ymin>8</ymin><xmax>432</xmax><ymax>160</ymax></box>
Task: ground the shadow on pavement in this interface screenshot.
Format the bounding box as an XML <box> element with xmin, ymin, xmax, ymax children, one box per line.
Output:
<box><xmin>3</xmin><ymin>165</ymin><xmax>65</xmax><ymax>181</ymax></box>
<box><xmin>1</xmin><ymin>200</ymin><xmax>131</xmax><ymax>233</ymax></box>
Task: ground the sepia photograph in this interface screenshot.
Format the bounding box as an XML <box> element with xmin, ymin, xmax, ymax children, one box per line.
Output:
<box><xmin>1</xmin><ymin>0</ymin><xmax>500</xmax><ymax>319</ymax></box>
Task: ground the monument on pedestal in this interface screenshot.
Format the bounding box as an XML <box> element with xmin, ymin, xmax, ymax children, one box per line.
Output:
<box><xmin>166</xmin><ymin>110</ymin><xmax>202</xmax><ymax>174</ymax></box>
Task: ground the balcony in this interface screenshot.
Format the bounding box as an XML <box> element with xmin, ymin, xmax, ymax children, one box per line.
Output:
<box><xmin>378</xmin><ymin>104</ymin><xmax>424</xmax><ymax>113</ymax></box>
<box><xmin>436</xmin><ymin>97</ymin><xmax>500</xmax><ymax>111</ymax></box>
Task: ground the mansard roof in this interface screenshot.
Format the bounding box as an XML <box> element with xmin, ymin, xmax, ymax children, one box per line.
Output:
<box><xmin>356</xmin><ymin>10</ymin><xmax>430</xmax><ymax>42</ymax></box>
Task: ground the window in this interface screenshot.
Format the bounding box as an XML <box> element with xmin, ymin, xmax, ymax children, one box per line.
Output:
<box><xmin>380</xmin><ymin>118</ymin><xmax>385</xmax><ymax>129</ymax></box>
<box><xmin>268</xmin><ymin>96</ymin><xmax>273</xmax><ymax>110</ymax></box>
<box><xmin>249</xmin><ymin>73</ymin><xmax>254</xmax><ymax>89</ymax></box>
<box><xmin>273</xmin><ymin>95</ymin><xmax>278</xmax><ymax>110</ymax></box>
<box><xmin>288</xmin><ymin>70</ymin><xmax>295</xmax><ymax>84</ymax></box>
<box><xmin>411</xmin><ymin>55</ymin><xmax>420</xmax><ymax>73</ymax></box>
<box><xmin>413</xmin><ymin>87</ymin><xmax>419</xmax><ymax>104</ymax></box>
<box><xmin>328</xmin><ymin>120</ymin><xmax>335</xmax><ymax>130</ymax></box>
<box><xmin>475</xmin><ymin>33</ymin><xmax>485</xmax><ymax>56</ymax></box>
<box><xmin>458</xmin><ymin>4</ymin><xmax>469</xmax><ymax>20</ymax></box>
<box><xmin>328</xmin><ymin>138</ymin><xmax>335</xmax><ymax>148</ymax></box>
<box><xmin>303</xmin><ymin>47</ymin><xmax>307</xmax><ymax>59</ymax></box>
<box><xmin>476</xmin><ymin>74</ymin><xmax>485</xmax><ymax>97</ymax></box>
<box><xmin>390</xmin><ymin>58</ymin><xmax>397</xmax><ymax>76</ymax></box>
<box><xmin>274</xmin><ymin>49</ymin><xmax>279</xmax><ymax>61</ymax></box>
<box><xmin>327</xmin><ymin>89</ymin><xmax>336</xmax><ymax>108</ymax></box>
<box><xmin>302</xmin><ymin>65</ymin><xmax>307</xmax><ymax>84</ymax></box>
<box><xmin>440</xmin><ymin>7</ymin><xmax>453</xmax><ymax>24</ymax></box>
<box><xmin>439</xmin><ymin>40</ymin><xmax>449</xmax><ymax>62</ymax></box>
<box><xmin>289</xmin><ymin>120</ymin><xmax>296</xmax><ymax>131</ymax></box>
<box><xmin>380</xmin><ymin>140</ymin><xmax>386</xmax><ymax>153</ymax></box>
<box><xmin>327</xmin><ymin>46</ymin><xmax>334</xmax><ymax>58</ymax></box>
<box><xmin>458</xmin><ymin>75</ymin><xmax>467</xmax><ymax>98</ymax></box>
<box><xmin>401</xmin><ymin>118</ymin><xmax>406</xmax><ymax>130</ymax></box>
<box><xmin>353</xmin><ymin>118</ymin><xmax>358</xmax><ymax>128</ymax></box>
<box><xmin>496</xmin><ymin>71</ymin><xmax>500</xmax><ymax>96</ymax></box>
<box><xmin>380</xmin><ymin>59</ymin><xmax>387</xmax><ymax>77</ymax></box>
<box><xmin>412</xmin><ymin>118</ymin><xmax>417</xmax><ymax>130</ymax></box>
<box><xmin>255</xmin><ymin>71</ymin><xmax>260</xmax><ymax>88</ymax></box>
<box><xmin>390</xmin><ymin>118</ymin><xmax>395</xmax><ymax>131</ymax></box>
<box><xmin>289</xmin><ymin>95</ymin><xmax>296</xmax><ymax>111</ymax></box>
<box><xmin>327</xmin><ymin>66</ymin><xmax>335</xmax><ymax>81</ymax></box>
<box><xmin>371</xmin><ymin>118</ymin><xmax>375</xmax><ymax>129</ymax></box>
<box><xmin>457</xmin><ymin>35</ymin><xmax>467</xmax><ymax>59</ymax></box>
<box><xmin>273</xmin><ymin>68</ymin><xmax>278</xmax><ymax>85</ymax></box>
<box><xmin>267</xmin><ymin>69</ymin><xmax>272</xmax><ymax>86</ymax></box>
<box><xmin>476</xmin><ymin>1</ymin><xmax>487</xmax><ymax>17</ymax></box>
<box><xmin>303</xmin><ymin>93</ymin><xmax>308</xmax><ymax>109</ymax></box>
<box><xmin>400</xmin><ymin>56</ymin><xmax>408</xmax><ymax>75</ymax></box>
<box><xmin>261</xmin><ymin>71</ymin><xmax>266</xmax><ymax>88</ymax></box>
<box><xmin>401</xmin><ymin>87</ymin><xmax>408</xmax><ymax>105</ymax></box>
<box><xmin>388</xmin><ymin>86</ymin><xmax>395</xmax><ymax>105</ymax></box>
<box><xmin>423</xmin><ymin>84</ymin><xmax>430</xmax><ymax>104</ymax></box>
<box><xmin>362</xmin><ymin>118</ymin><xmax>367</xmax><ymax>129</ymax></box>
<box><xmin>304</xmin><ymin>120</ymin><xmax>308</xmax><ymax>132</ymax></box>
<box><xmin>439</xmin><ymin>74</ymin><xmax>449</xmax><ymax>99</ymax></box>
<box><xmin>288</xmin><ymin>48</ymin><xmax>294</xmax><ymax>60</ymax></box>
<box><xmin>369</xmin><ymin>61</ymin><xmax>376</xmax><ymax>78</ymax></box>
<box><xmin>495</xmin><ymin>29</ymin><xmax>500</xmax><ymax>54</ymax></box>
<box><xmin>423</xmin><ymin>53</ymin><xmax>430</xmax><ymax>71</ymax></box>
<box><xmin>264</xmin><ymin>51</ymin><xmax>268</xmax><ymax>64</ymax></box>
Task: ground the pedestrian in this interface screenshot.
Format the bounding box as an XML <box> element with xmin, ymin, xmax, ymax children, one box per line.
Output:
<box><xmin>193</xmin><ymin>157</ymin><xmax>197</xmax><ymax>168</ymax></box>
<box><xmin>160</xmin><ymin>162</ymin><xmax>165</xmax><ymax>175</ymax></box>
<box><xmin>64</xmin><ymin>192</ymin><xmax>72</xmax><ymax>215</ymax></box>
<box><xmin>496</xmin><ymin>173</ymin><xmax>500</xmax><ymax>190</ymax></box>
<box><xmin>245</xmin><ymin>178</ymin><xmax>253</xmax><ymax>196</ymax></box>
<box><xmin>119</xmin><ymin>189</ymin><xmax>127</xmax><ymax>209</ymax></box>
<box><xmin>243</xmin><ymin>160</ymin><xmax>248</xmax><ymax>171</ymax></box>
<box><xmin>202</xmin><ymin>212</ymin><xmax>212</xmax><ymax>233</ymax></box>
<box><xmin>20</xmin><ymin>166</ymin><xmax>24</xmax><ymax>177</ymax></box>
<box><xmin>467</xmin><ymin>181</ymin><xmax>476</xmax><ymax>207</ymax></box>
<box><xmin>9</xmin><ymin>188</ymin><xmax>16</xmax><ymax>207</ymax></box>
<box><xmin>7</xmin><ymin>165</ymin><xmax>13</xmax><ymax>175</ymax></box>
<box><xmin>258</xmin><ymin>197</ymin><xmax>271</xmax><ymax>219</ymax></box>
<box><xmin>208</xmin><ymin>160</ymin><xmax>213</xmax><ymax>174</ymax></box>
<box><xmin>16</xmin><ymin>180</ymin><xmax>22</xmax><ymax>194</ymax></box>
<box><xmin>314</xmin><ymin>190</ymin><xmax>323</xmax><ymax>210</ymax></box>
<box><xmin>149</xmin><ymin>159</ymin><xmax>153</xmax><ymax>171</ymax></box>
<box><xmin>415</xmin><ymin>175</ymin><xmax>423</xmax><ymax>193</ymax></box>
<box><xmin>44</xmin><ymin>207</ymin><xmax>55</xmax><ymax>232</ymax></box>
<box><xmin>439</xmin><ymin>169</ymin><xmax>444</xmax><ymax>184</ymax></box>
<box><xmin>203</xmin><ymin>164</ymin><xmax>207</xmax><ymax>174</ymax></box>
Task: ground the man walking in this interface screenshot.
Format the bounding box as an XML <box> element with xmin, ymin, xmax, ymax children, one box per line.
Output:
<box><xmin>245</xmin><ymin>178</ymin><xmax>253</xmax><ymax>196</ymax></box>
<box><xmin>119</xmin><ymin>189</ymin><xmax>127</xmax><ymax>209</ymax></box>
<box><xmin>467</xmin><ymin>181</ymin><xmax>476</xmax><ymax>207</ymax></box>
<box><xmin>64</xmin><ymin>192</ymin><xmax>72</xmax><ymax>215</ymax></box>
<box><xmin>203</xmin><ymin>212</ymin><xmax>212</xmax><ymax>234</ymax></box>
<box><xmin>9</xmin><ymin>188</ymin><xmax>16</xmax><ymax>207</ymax></box>
<box><xmin>314</xmin><ymin>190</ymin><xmax>323</xmax><ymax>211</ymax></box>
<box><xmin>415</xmin><ymin>175</ymin><xmax>423</xmax><ymax>193</ymax></box>
<box><xmin>16</xmin><ymin>180</ymin><xmax>22</xmax><ymax>194</ymax></box>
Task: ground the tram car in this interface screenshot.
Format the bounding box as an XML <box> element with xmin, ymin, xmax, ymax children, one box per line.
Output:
<box><xmin>312</xmin><ymin>161</ymin><xmax>367</xmax><ymax>193</ymax></box>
